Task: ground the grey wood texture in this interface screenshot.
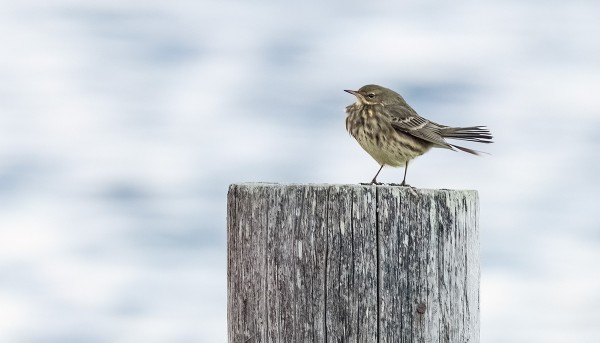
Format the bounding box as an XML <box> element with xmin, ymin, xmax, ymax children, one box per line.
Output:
<box><xmin>227</xmin><ymin>183</ymin><xmax>479</xmax><ymax>343</ymax></box>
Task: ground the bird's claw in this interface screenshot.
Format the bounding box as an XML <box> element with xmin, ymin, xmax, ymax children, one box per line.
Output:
<box><xmin>388</xmin><ymin>182</ymin><xmax>413</xmax><ymax>188</ymax></box>
<box><xmin>360</xmin><ymin>181</ymin><xmax>382</xmax><ymax>186</ymax></box>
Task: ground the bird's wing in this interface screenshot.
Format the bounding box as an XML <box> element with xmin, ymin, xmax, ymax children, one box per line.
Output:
<box><xmin>382</xmin><ymin>103</ymin><xmax>451</xmax><ymax>148</ymax></box>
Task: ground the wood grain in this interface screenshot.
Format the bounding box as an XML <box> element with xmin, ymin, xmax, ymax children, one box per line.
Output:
<box><xmin>227</xmin><ymin>183</ymin><xmax>479</xmax><ymax>343</ymax></box>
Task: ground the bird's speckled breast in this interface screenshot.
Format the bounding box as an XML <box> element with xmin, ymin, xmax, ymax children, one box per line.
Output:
<box><xmin>345</xmin><ymin>103</ymin><xmax>431</xmax><ymax>167</ymax></box>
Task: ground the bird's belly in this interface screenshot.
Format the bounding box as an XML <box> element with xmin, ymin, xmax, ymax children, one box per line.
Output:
<box><xmin>354</xmin><ymin>129</ymin><xmax>430</xmax><ymax>167</ymax></box>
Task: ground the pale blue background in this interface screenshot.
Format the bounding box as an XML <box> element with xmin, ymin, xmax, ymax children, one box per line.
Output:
<box><xmin>1</xmin><ymin>0</ymin><xmax>599</xmax><ymax>342</ymax></box>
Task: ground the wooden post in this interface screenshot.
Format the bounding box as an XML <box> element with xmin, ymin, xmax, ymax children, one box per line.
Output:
<box><xmin>227</xmin><ymin>183</ymin><xmax>479</xmax><ymax>343</ymax></box>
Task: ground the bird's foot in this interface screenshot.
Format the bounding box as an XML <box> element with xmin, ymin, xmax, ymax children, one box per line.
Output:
<box><xmin>360</xmin><ymin>181</ymin><xmax>383</xmax><ymax>186</ymax></box>
<box><xmin>388</xmin><ymin>182</ymin><xmax>413</xmax><ymax>188</ymax></box>
<box><xmin>360</xmin><ymin>178</ymin><xmax>382</xmax><ymax>186</ymax></box>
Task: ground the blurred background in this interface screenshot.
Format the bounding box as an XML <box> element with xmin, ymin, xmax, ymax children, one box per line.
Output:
<box><xmin>1</xmin><ymin>0</ymin><xmax>599</xmax><ymax>342</ymax></box>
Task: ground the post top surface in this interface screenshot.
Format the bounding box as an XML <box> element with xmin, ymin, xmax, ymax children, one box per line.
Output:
<box><xmin>229</xmin><ymin>182</ymin><xmax>478</xmax><ymax>195</ymax></box>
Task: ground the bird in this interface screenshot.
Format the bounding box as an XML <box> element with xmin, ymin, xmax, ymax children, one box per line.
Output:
<box><xmin>344</xmin><ymin>84</ymin><xmax>492</xmax><ymax>186</ymax></box>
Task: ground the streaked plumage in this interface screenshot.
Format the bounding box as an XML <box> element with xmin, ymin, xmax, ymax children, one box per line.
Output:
<box><xmin>345</xmin><ymin>84</ymin><xmax>493</xmax><ymax>186</ymax></box>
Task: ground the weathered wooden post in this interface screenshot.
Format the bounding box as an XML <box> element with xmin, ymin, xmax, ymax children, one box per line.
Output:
<box><xmin>227</xmin><ymin>183</ymin><xmax>479</xmax><ymax>342</ymax></box>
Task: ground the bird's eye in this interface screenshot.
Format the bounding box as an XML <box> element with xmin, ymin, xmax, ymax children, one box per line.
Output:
<box><xmin>367</xmin><ymin>93</ymin><xmax>375</xmax><ymax>98</ymax></box>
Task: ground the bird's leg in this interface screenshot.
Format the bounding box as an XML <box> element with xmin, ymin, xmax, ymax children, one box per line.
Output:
<box><xmin>390</xmin><ymin>161</ymin><xmax>411</xmax><ymax>187</ymax></box>
<box><xmin>360</xmin><ymin>165</ymin><xmax>384</xmax><ymax>185</ymax></box>
<box><xmin>400</xmin><ymin>161</ymin><xmax>409</xmax><ymax>186</ymax></box>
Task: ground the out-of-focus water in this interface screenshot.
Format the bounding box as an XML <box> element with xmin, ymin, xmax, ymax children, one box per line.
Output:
<box><xmin>1</xmin><ymin>1</ymin><xmax>599</xmax><ymax>342</ymax></box>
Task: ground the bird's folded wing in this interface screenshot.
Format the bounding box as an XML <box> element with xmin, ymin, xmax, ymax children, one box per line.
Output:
<box><xmin>383</xmin><ymin>104</ymin><xmax>451</xmax><ymax>148</ymax></box>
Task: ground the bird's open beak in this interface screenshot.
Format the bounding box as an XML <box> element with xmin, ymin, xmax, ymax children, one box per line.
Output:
<box><xmin>344</xmin><ymin>89</ymin><xmax>358</xmax><ymax>96</ymax></box>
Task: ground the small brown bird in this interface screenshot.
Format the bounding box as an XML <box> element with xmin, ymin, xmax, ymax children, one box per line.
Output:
<box><xmin>345</xmin><ymin>84</ymin><xmax>492</xmax><ymax>186</ymax></box>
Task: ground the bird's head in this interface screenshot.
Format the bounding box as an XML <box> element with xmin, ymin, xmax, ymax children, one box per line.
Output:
<box><xmin>344</xmin><ymin>84</ymin><xmax>403</xmax><ymax>106</ymax></box>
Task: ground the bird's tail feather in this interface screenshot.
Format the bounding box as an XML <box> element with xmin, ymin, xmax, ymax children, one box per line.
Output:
<box><xmin>449</xmin><ymin>144</ymin><xmax>488</xmax><ymax>155</ymax></box>
<box><xmin>440</xmin><ymin>126</ymin><xmax>493</xmax><ymax>144</ymax></box>
<box><xmin>441</xmin><ymin>126</ymin><xmax>493</xmax><ymax>155</ymax></box>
